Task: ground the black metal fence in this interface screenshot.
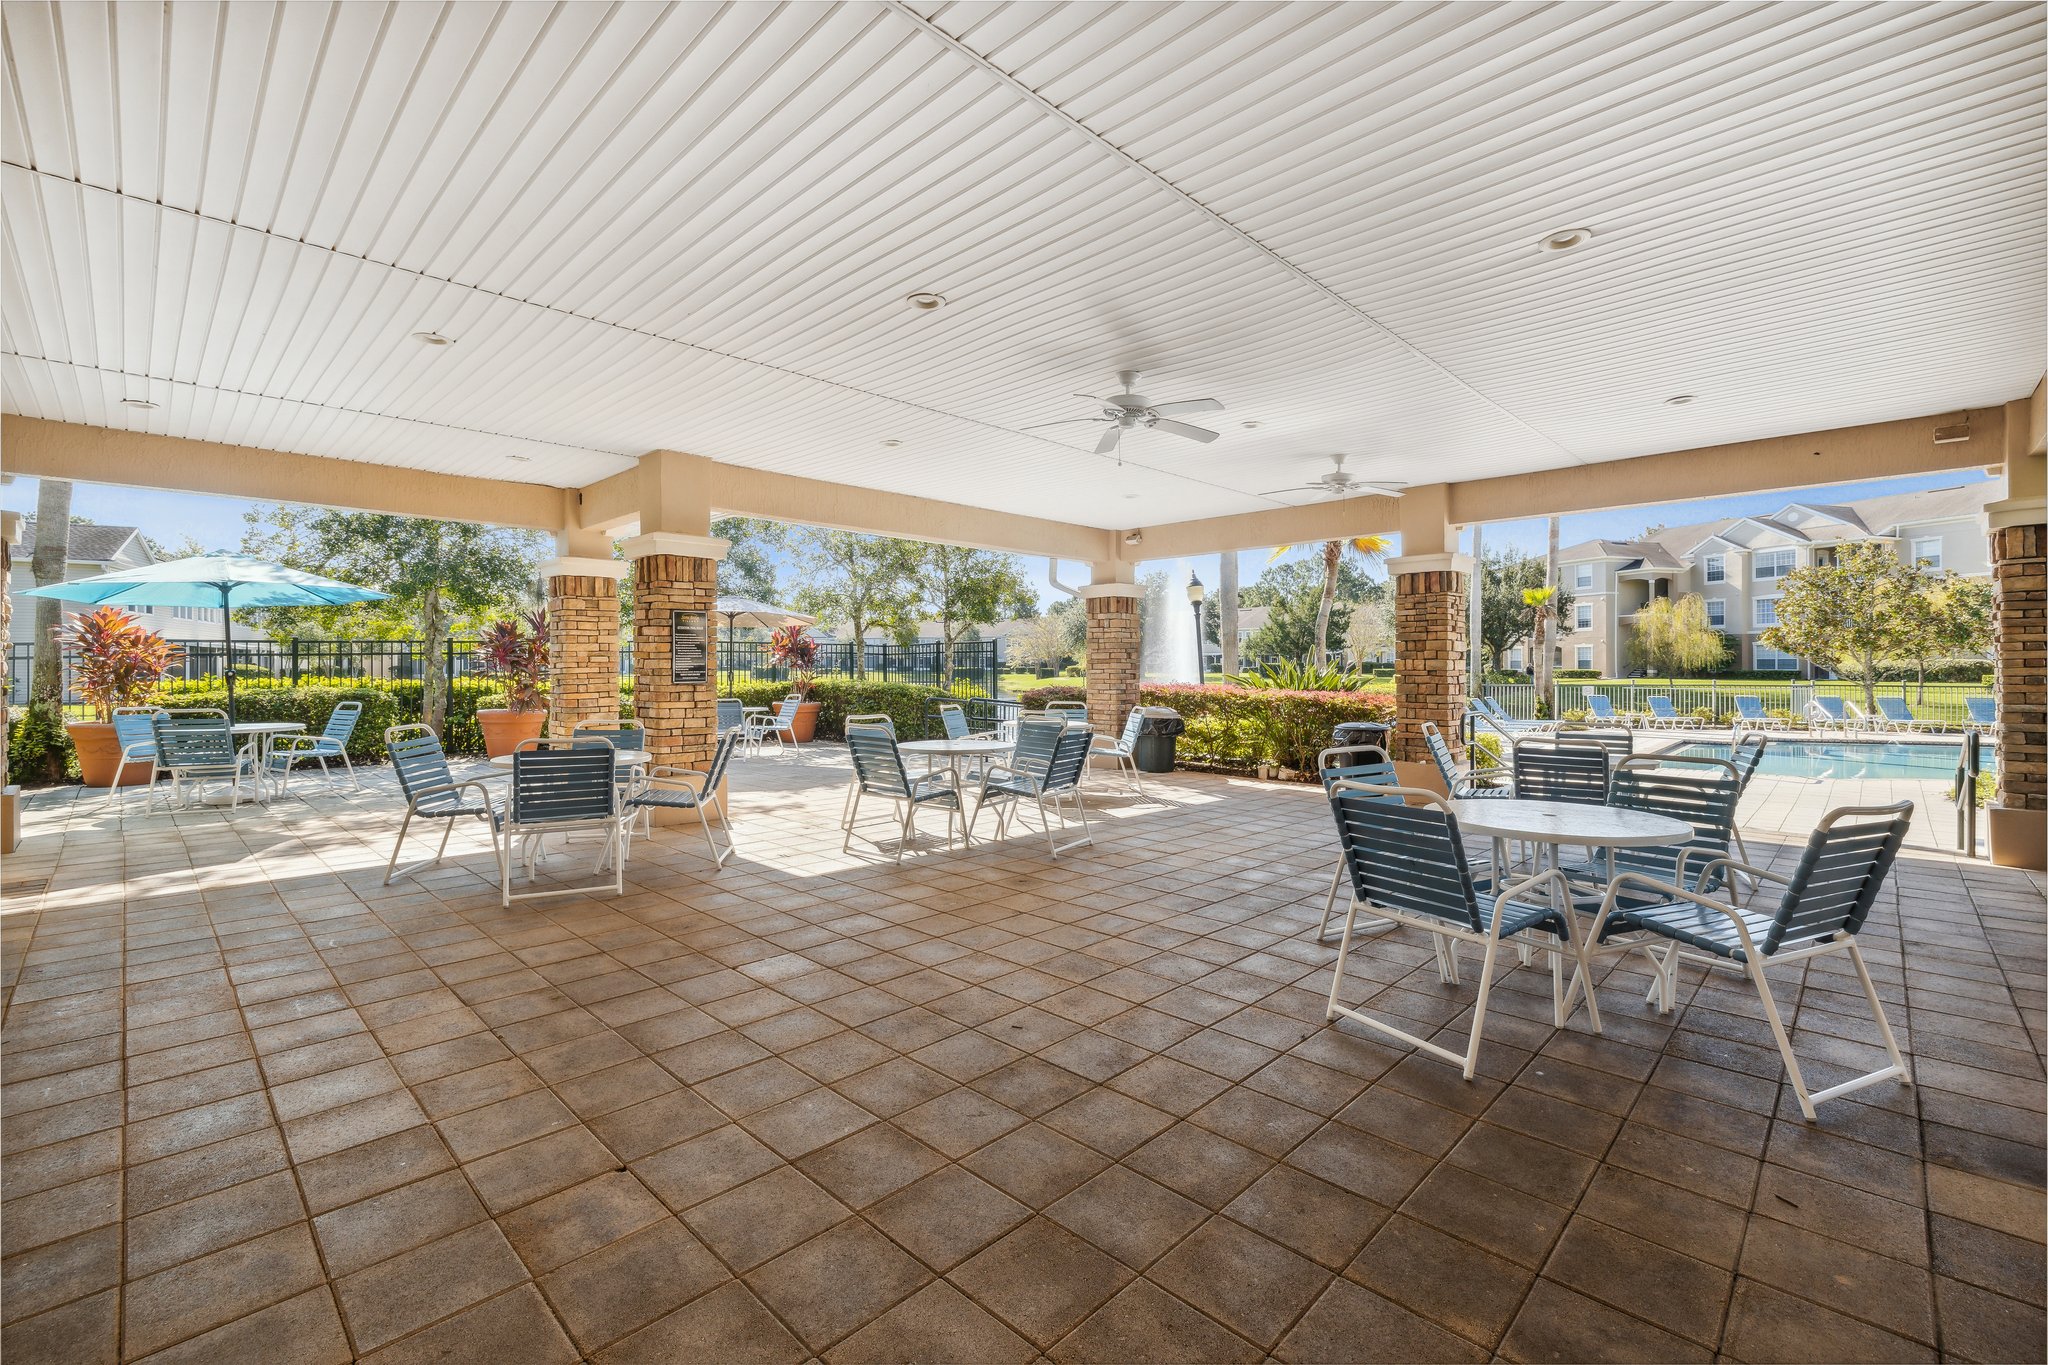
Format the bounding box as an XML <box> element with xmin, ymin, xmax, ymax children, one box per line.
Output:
<box><xmin>8</xmin><ymin>636</ymin><xmax>1000</xmax><ymax>708</ymax></box>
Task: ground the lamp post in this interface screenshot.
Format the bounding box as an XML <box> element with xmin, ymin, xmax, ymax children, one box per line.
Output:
<box><xmin>1186</xmin><ymin>573</ymin><xmax>1206</xmax><ymax>683</ymax></box>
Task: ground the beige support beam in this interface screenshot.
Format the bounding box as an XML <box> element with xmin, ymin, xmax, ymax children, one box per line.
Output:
<box><xmin>2007</xmin><ymin>375</ymin><xmax>2045</xmax><ymax>463</ymax></box>
<box><xmin>578</xmin><ymin>451</ymin><xmax>1116</xmax><ymax>562</ymax></box>
<box><xmin>2</xmin><ymin>416</ymin><xmax>565</xmax><ymax>530</ymax></box>
<box><xmin>1128</xmin><ymin>494</ymin><xmax>1402</xmax><ymax>561</ymax></box>
<box><xmin>1397</xmin><ymin>485</ymin><xmax>1454</xmax><ymax>557</ymax></box>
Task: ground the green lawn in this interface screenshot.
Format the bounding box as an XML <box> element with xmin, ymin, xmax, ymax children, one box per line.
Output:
<box><xmin>1001</xmin><ymin>672</ymin><xmax>1086</xmax><ymax>695</ymax></box>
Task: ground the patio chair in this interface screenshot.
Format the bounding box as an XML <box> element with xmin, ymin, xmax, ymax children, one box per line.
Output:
<box><xmin>1468</xmin><ymin>698</ymin><xmax>1546</xmax><ymax>739</ymax></box>
<box><xmin>1422</xmin><ymin>721</ymin><xmax>1511</xmax><ymax>800</ymax></box>
<box><xmin>1584</xmin><ymin>694</ymin><xmax>1631</xmax><ymax>728</ymax></box>
<box><xmin>1643</xmin><ymin>696</ymin><xmax>1702</xmax><ymax>730</ymax></box>
<box><xmin>573</xmin><ymin>718</ymin><xmax>645</xmax><ymax>749</ymax></box>
<box><xmin>106</xmin><ymin>706</ymin><xmax>165</xmax><ymax>817</ymax></box>
<box><xmin>383</xmin><ymin>723</ymin><xmax>504</xmax><ymax>885</ymax></box>
<box><xmin>971</xmin><ymin>720</ymin><xmax>1094</xmax><ymax>858</ymax></box>
<box><xmin>151</xmin><ymin>709</ymin><xmax>259</xmax><ymax>810</ymax></box>
<box><xmin>1512</xmin><ymin>737</ymin><xmax>1612</xmax><ymax>806</ymax></box>
<box><xmin>1964</xmin><ymin>696</ymin><xmax>1997</xmax><ymax>733</ymax></box>
<box><xmin>1313</xmin><ymin>745</ymin><xmax>1402</xmax><ymax>944</ymax></box>
<box><xmin>1806</xmin><ymin>696</ymin><xmax>1855</xmax><ymax>733</ymax></box>
<box><xmin>845</xmin><ymin>722</ymin><xmax>967</xmax><ymax>863</ymax></box>
<box><xmin>1732</xmin><ymin>695</ymin><xmax>1787</xmax><ymax>731</ymax></box>
<box><xmin>841</xmin><ymin>713</ymin><xmax>898</xmax><ymax>827</ymax></box>
<box><xmin>1552</xmin><ymin>725</ymin><xmax>1634</xmax><ymax>761</ymax></box>
<box><xmin>264</xmin><ymin>699</ymin><xmax>365</xmax><ymax>794</ymax></box>
<box><xmin>1090</xmin><ymin>708</ymin><xmax>1148</xmax><ymax>797</ymax></box>
<box><xmin>1572</xmin><ymin>755</ymin><xmax>1743</xmax><ymax>906</ymax></box>
<box><xmin>1322</xmin><ymin>780</ymin><xmax>1581</xmax><ymax>1079</ymax></box>
<box><xmin>750</xmin><ymin>696</ymin><xmax>803</xmax><ymax>752</ymax></box>
<box><xmin>1044</xmin><ymin>700</ymin><xmax>1088</xmax><ymax>728</ymax></box>
<box><xmin>1578</xmin><ymin>801</ymin><xmax>1914</xmax><ymax>1119</ymax></box>
<box><xmin>1872</xmin><ymin>697</ymin><xmax>1936</xmax><ymax>732</ymax></box>
<box><xmin>498</xmin><ymin>738</ymin><xmax>630</xmax><ymax>906</ymax></box>
<box><xmin>626</xmin><ymin>728</ymin><xmax>742</xmax><ymax>868</ymax></box>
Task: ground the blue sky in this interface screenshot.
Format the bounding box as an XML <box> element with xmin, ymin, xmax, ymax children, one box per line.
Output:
<box><xmin>5</xmin><ymin>467</ymin><xmax>1998</xmax><ymax>610</ymax></box>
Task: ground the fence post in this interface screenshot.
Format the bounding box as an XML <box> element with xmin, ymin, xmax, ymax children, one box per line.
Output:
<box><xmin>445</xmin><ymin>639</ymin><xmax>456</xmax><ymax>687</ymax></box>
<box><xmin>290</xmin><ymin>639</ymin><xmax>300</xmax><ymax>684</ymax></box>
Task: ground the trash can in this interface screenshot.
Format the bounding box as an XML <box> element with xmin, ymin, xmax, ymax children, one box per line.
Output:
<box><xmin>1330</xmin><ymin>721</ymin><xmax>1392</xmax><ymax>755</ymax></box>
<box><xmin>1132</xmin><ymin>706</ymin><xmax>1187</xmax><ymax>773</ymax></box>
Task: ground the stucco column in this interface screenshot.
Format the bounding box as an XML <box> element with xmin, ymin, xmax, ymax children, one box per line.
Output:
<box><xmin>1388</xmin><ymin>553</ymin><xmax>1473</xmax><ymax>764</ymax></box>
<box><xmin>624</xmin><ymin>532</ymin><xmax>728</xmax><ymax>770</ymax></box>
<box><xmin>1080</xmin><ymin>562</ymin><xmax>1141</xmax><ymax>727</ymax></box>
<box><xmin>541</xmin><ymin>554</ymin><xmax>627</xmax><ymax>738</ymax></box>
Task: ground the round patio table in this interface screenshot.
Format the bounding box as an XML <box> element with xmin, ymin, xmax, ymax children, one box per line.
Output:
<box><xmin>1441</xmin><ymin>797</ymin><xmax>1691</xmax><ymax>855</ymax></box>
<box><xmin>211</xmin><ymin>721</ymin><xmax>305</xmax><ymax>805</ymax></box>
<box><xmin>899</xmin><ymin>737</ymin><xmax>1011</xmax><ymax>781</ymax></box>
<box><xmin>488</xmin><ymin>749</ymin><xmax>653</xmax><ymax>771</ymax></box>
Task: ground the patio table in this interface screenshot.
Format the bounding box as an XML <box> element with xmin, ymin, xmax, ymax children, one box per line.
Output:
<box><xmin>899</xmin><ymin>737</ymin><xmax>1011</xmax><ymax>783</ymax></box>
<box><xmin>215</xmin><ymin>721</ymin><xmax>305</xmax><ymax>804</ymax></box>
<box><xmin>487</xmin><ymin>749</ymin><xmax>653</xmax><ymax>771</ymax></box>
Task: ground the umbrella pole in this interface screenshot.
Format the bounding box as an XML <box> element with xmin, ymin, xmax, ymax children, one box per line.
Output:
<box><xmin>724</xmin><ymin>617</ymin><xmax>732</xmax><ymax>695</ymax></box>
<box><xmin>219</xmin><ymin>584</ymin><xmax>237</xmax><ymax>725</ymax></box>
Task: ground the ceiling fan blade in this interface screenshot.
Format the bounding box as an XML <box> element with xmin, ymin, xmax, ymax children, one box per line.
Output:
<box><xmin>1095</xmin><ymin>425</ymin><xmax>1122</xmax><ymax>455</ymax></box>
<box><xmin>1151</xmin><ymin>398</ymin><xmax>1224</xmax><ymax>417</ymax></box>
<box><xmin>1072</xmin><ymin>393</ymin><xmax>1111</xmax><ymax>404</ymax></box>
<box><xmin>1256</xmin><ymin>485</ymin><xmax>1325</xmax><ymax>497</ymax></box>
<box><xmin>1355</xmin><ymin>482</ymin><xmax>1406</xmax><ymax>497</ymax></box>
<box><xmin>1022</xmin><ymin>417</ymin><xmax>1108</xmax><ymax>430</ymax></box>
<box><xmin>1152</xmin><ymin>419</ymin><xmax>1219</xmax><ymax>443</ymax></box>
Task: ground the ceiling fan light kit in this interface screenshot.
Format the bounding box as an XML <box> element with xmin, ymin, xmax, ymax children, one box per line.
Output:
<box><xmin>1260</xmin><ymin>452</ymin><xmax>1408</xmax><ymax>501</ymax></box>
<box><xmin>1028</xmin><ymin>370</ymin><xmax>1226</xmax><ymax>456</ymax></box>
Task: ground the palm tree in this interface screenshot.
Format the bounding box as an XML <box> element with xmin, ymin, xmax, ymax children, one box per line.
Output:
<box><xmin>1269</xmin><ymin>536</ymin><xmax>1394</xmax><ymax>666</ymax></box>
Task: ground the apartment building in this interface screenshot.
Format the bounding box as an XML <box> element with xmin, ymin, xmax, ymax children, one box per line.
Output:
<box><xmin>1554</xmin><ymin>481</ymin><xmax>1999</xmax><ymax>675</ymax></box>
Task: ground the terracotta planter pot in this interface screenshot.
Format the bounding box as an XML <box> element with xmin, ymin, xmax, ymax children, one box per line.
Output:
<box><xmin>67</xmin><ymin>722</ymin><xmax>153</xmax><ymax>788</ymax></box>
<box><xmin>477</xmin><ymin>708</ymin><xmax>547</xmax><ymax>758</ymax></box>
<box><xmin>788</xmin><ymin>700</ymin><xmax>822</xmax><ymax>744</ymax></box>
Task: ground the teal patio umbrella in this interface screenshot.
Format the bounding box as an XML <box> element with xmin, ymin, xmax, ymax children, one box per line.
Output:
<box><xmin>24</xmin><ymin>555</ymin><xmax>388</xmax><ymax>722</ymax></box>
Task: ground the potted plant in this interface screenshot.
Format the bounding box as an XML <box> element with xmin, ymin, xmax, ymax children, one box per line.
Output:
<box><xmin>57</xmin><ymin>606</ymin><xmax>182</xmax><ymax>786</ymax></box>
<box><xmin>767</xmin><ymin>624</ymin><xmax>822</xmax><ymax>743</ymax></box>
<box><xmin>473</xmin><ymin>609</ymin><xmax>550</xmax><ymax>757</ymax></box>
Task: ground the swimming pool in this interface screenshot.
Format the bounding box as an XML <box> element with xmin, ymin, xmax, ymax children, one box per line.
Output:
<box><xmin>1671</xmin><ymin>740</ymin><xmax>1993</xmax><ymax>781</ymax></box>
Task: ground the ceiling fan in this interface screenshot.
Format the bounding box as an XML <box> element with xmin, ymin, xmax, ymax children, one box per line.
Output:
<box><xmin>1260</xmin><ymin>453</ymin><xmax>1407</xmax><ymax>500</ymax></box>
<box><xmin>1025</xmin><ymin>370</ymin><xmax>1224</xmax><ymax>456</ymax></box>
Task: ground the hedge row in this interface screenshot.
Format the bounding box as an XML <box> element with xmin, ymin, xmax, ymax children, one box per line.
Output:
<box><xmin>147</xmin><ymin>676</ymin><xmax>512</xmax><ymax>758</ymax></box>
<box><xmin>1019</xmin><ymin>682</ymin><xmax>1396</xmax><ymax>774</ymax></box>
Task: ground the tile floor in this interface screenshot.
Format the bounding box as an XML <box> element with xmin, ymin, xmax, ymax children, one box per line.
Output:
<box><xmin>2</xmin><ymin>747</ymin><xmax>2042</xmax><ymax>1363</ymax></box>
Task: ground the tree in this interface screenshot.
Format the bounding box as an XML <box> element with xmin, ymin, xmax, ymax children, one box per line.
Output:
<box><xmin>713</xmin><ymin>516</ymin><xmax>786</xmax><ymax>602</ymax></box>
<box><xmin>1479</xmin><ymin>549</ymin><xmax>1575</xmax><ymax>670</ymax></box>
<box><xmin>789</xmin><ymin>530</ymin><xmax>920</xmax><ymax>676</ymax></box>
<box><xmin>1007</xmin><ymin>615</ymin><xmax>1071</xmax><ymax>673</ymax></box>
<box><xmin>1760</xmin><ymin>542</ymin><xmax>1918</xmax><ymax>714</ymax></box>
<box><xmin>1892</xmin><ymin>573</ymin><xmax>1992</xmax><ymax>701</ymax></box>
<box><xmin>144</xmin><ymin>533</ymin><xmax>211</xmax><ymax>561</ymax></box>
<box><xmin>243</xmin><ymin>505</ymin><xmax>546</xmax><ymax>732</ymax></box>
<box><xmin>1239</xmin><ymin>555</ymin><xmax>1375</xmax><ymax>661</ymax></box>
<box><xmin>1217</xmin><ymin>551</ymin><xmax>1241</xmax><ymax>677</ymax></box>
<box><xmin>1628</xmin><ymin>594</ymin><xmax>1727</xmax><ymax>675</ymax></box>
<box><xmin>1533</xmin><ymin>516</ymin><xmax>1560</xmax><ymax>697</ymax></box>
<box><xmin>914</xmin><ymin>544</ymin><xmax>1036</xmax><ymax>689</ymax></box>
<box><xmin>1264</xmin><ymin>538</ymin><xmax>1391</xmax><ymax>666</ymax></box>
<box><xmin>1344</xmin><ymin>591</ymin><xmax>1396</xmax><ymax>665</ymax></box>
<box><xmin>29</xmin><ymin>480</ymin><xmax>74</xmax><ymax>706</ymax></box>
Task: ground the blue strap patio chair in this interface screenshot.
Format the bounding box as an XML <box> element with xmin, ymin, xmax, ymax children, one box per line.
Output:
<box><xmin>1577</xmin><ymin>801</ymin><xmax>1914</xmax><ymax>1119</ymax></box>
<box><xmin>1511</xmin><ymin>737</ymin><xmax>1612</xmax><ymax>806</ymax></box>
<box><xmin>1806</xmin><ymin>695</ymin><xmax>1855</xmax><ymax>733</ymax></box>
<box><xmin>1584</xmin><ymin>694</ymin><xmax>1631</xmax><ymax>727</ymax></box>
<box><xmin>383</xmin><ymin>723</ymin><xmax>503</xmax><ymax>885</ymax></box>
<box><xmin>1089</xmin><ymin>708</ymin><xmax>1149</xmax><ymax>797</ymax></box>
<box><xmin>1643</xmin><ymin>696</ymin><xmax>1702</xmax><ymax>729</ymax></box>
<box><xmin>625</xmin><ymin>728</ymin><xmax>743</xmax><ymax>868</ymax></box>
<box><xmin>1964</xmin><ymin>696</ymin><xmax>1997</xmax><ymax>732</ymax></box>
<box><xmin>970</xmin><ymin>720</ymin><xmax>1093</xmax><ymax>857</ymax></box>
<box><xmin>1322</xmin><ymin>781</ymin><xmax>1581</xmax><ymax>1079</ymax></box>
<box><xmin>573</xmin><ymin>718</ymin><xmax>645</xmax><ymax>749</ymax></box>
<box><xmin>150</xmin><ymin>709</ymin><xmax>258</xmax><ymax>810</ymax></box>
<box><xmin>106</xmin><ymin>706</ymin><xmax>166</xmax><ymax>817</ymax></box>
<box><xmin>841</xmin><ymin>714</ymin><xmax>899</xmax><ymax>827</ymax></box>
<box><xmin>716</xmin><ymin>698</ymin><xmax>745</xmax><ymax>734</ymax></box>
<box><xmin>1574</xmin><ymin>755</ymin><xmax>1744</xmax><ymax>906</ymax></box>
<box><xmin>750</xmin><ymin>695</ymin><xmax>803</xmax><ymax>753</ymax></box>
<box><xmin>265</xmin><ymin>699</ymin><xmax>364</xmax><ymax>794</ymax></box>
<box><xmin>500</xmin><ymin>739</ymin><xmax>630</xmax><ymax>906</ymax></box>
<box><xmin>939</xmin><ymin>703</ymin><xmax>973</xmax><ymax>740</ymax></box>
<box><xmin>844</xmin><ymin>722</ymin><xmax>967</xmax><ymax>862</ymax></box>
<box><xmin>1872</xmin><ymin>697</ymin><xmax>1936</xmax><ymax>732</ymax></box>
<box><xmin>1468</xmin><ymin>697</ymin><xmax>1546</xmax><ymax>740</ymax></box>
<box><xmin>1044</xmin><ymin>700</ymin><xmax>1088</xmax><ymax>727</ymax></box>
<box><xmin>1312</xmin><ymin>744</ymin><xmax>1404</xmax><ymax>944</ymax></box>
<box><xmin>1733</xmin><ymin>695</ymin><xmax>1787</xmax><ymax>731</ymax></box>
<box><xmin>1422</xmin><ymin>721</ymin><xmax>1512</xmax><ymax>801</ymax></box>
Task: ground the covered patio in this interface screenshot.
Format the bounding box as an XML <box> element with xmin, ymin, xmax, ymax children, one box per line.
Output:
<box><xmin>3</xmin><ymin>750</ymin><xmax>2041</xmax><ymax>1362</ymax></box>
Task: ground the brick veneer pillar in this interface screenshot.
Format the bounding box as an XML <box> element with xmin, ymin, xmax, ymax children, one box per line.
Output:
<box><xmin>541</xmin><ymin>560</ymin><xmax>626</xmax><ymax>739</ymax></box>
<box><xmin>1991</xmin><ymin>521</ymin><xmax>2044</xmax><ymax>813</ymax></box>
<box><xmin>630</xmin><ymin>553</ymin><xmax>721</xmax><ymax>769</ymax></box>
<box><xmin>1083</xmin><ymin>591</ymin><xmax>1141</xmax><ymax>729</ymax></box>
<box><xmin>1390</xmin><ymin>556</ymin><xmax>1471</xmax><ymax>764</ymax></box>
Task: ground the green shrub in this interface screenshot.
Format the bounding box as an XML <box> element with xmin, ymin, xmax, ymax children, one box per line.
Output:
<box><xmin>1554</xmin><ymin>668</ymin><xmax>1601</xmax><ymax>679</ymax></box>
<box><xmin>145</xmin><ymin>676</ymin><xmax>509</xmax><ymax>758</ymax></box>
<box><xmin>7</xmin><ymin>703</ymin><xmax>77</xmax><ymax>784</ymax></box>
<box><xmin>710</xmin><ymin>677</ymin><xmax>965</xmax><ymax>741</ymax></box>
<box><xmin>1022</xmin><ymin>682</ymin><xmax>1395</xmax><ymax>774</ymax></box>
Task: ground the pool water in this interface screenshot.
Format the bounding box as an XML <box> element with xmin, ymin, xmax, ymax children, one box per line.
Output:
<box><xmin>1672</xmin><ymin>740</ymin><xmax>1994</xmax><ymax>781</ymax></box>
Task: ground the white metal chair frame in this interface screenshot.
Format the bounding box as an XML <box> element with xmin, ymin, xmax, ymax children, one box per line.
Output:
<box><xmin>1089</xmin><ymin>708</ymin><xmax>1148</xmax><ymax>796</ymax></box>
<box><xmin>1570</xmin><ymin>802</ymin><xmax>1913</xmax><ymax>1120</ymax></box>
<box><xmin>151</xmin><ymin>708</ymin><xmax>260</xmax><ymax>810</ymax></box>
<box><xmin>497</xmin><ymin>737</ymin><xmax>631</xmax><ymax>906</ymax></box>
<box><xmin>840</xmin><ymin>714</ymin><xmax>896</xmax><ymax>828</ymax></box>
<box><xmin>624</xmin><ymin>728</ymin><xmax>741</xmax><ymax>868</ymax></box>
<box><xmin>265</xmin><ymin>699</ymin><xmax>366</xmax><ymax>795</ymax></box>
<box><xmin>749</xmin><ymin>695</ymin><xmax>804</xmax><ymax>753</ymax></box>
<box><xmin>383</xmin><ymin>723</ymin><xmax>504</xmax><ymax>885</ymax></box>
<box><xmin>107</xmin><ymin>705</ymin><xmax>167</xmax><ymax>818</ymax></box>
<box><xmin>843</xmin><ymin>723</ymin><xmax>968</xmax><ymax>863</ymax></box>
<box><xmin>970</xmin><ymin>723</ymin><xmax>1093</xmax><ymax>858</ymax></box>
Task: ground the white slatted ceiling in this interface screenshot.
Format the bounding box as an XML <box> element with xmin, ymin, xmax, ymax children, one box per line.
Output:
<box><xmin>2</xmin><ymin>0</ymin><xmax>2040</xmax><ymax>529</ymax></box>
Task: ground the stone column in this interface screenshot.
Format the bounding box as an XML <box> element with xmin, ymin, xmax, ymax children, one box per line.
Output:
<box><xmin>1985</xmin><ymin>447</ymin><xmax>2044</xmax><ymax>869</ymax></box>
<box><xmin>624</xmin><ymin>533</ymin><xmax>728</xmax><ymax>770</ymax></box>
<box><xmin>1081</xmin><ymin>586</ymin><xmax>1141</xmax><ymax>727</ymax></box>
<box><xmin>540</xmin><ymin>556</ymin><xmax>627</xmax><ymax>738</ymax></box>
<box><xmin>1388</xmin><ymin>553</ymin><xmax>1473</xmax><ymax>764</ymax></box>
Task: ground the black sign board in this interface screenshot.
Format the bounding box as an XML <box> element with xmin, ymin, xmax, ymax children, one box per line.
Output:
<box><xmin>669</xmin><ymin>610</ymin><xmax>708</xmax><ymax>685</ymax></box>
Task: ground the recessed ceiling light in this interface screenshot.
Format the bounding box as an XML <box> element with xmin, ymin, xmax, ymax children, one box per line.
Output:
<box><xmin>1241</xmin><ymin>420</ymin><xmax>1261</xmax><ymax>429</ymax></box>
<box><xmin>411</xmin><ymin>331</ymin><xmax>455</xmax><ymax>346</ymax></box>
<box><xmin>904</xmin><ymin>292</ymin><xmax>945</xmax><ymax>312</ymax></box>
<box><xmin>506</xmin><ymin>455</ymin><xmax>532</xmax><ymax>463</ymax></box>
<box><xmin>1122</xmin><ymin>492</ymin><xmax>1140</xmax><ymax>499</ymax></box>
<box><xmin>1665</xmin><ymin>394</ymin><xmax>1697</xmax><ymax>406</ymax></box>
<box><xmin>1537</xmin><ymin>227</ymin><xmax>1594</xmax><ymax>253</ymax></box>
<box><xmin>118</xmin><ymin>398</ymin><xmax>159</xmax><ymax>410</ymax></box>
<box><xmin>881</xmin><ymin>439</ymin><xmax>904</xmax><ymax>447</ymax></box>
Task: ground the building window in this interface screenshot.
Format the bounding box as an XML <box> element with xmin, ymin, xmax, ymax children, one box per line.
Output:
<box><xmin>1754</xmin><ymin>645</ymin><xmax>1800</xmax><ymax>672</ymax></box>
<box><xmin>1910</xmin><ymin>536</ymin><xmax>1942</xmax><ymax>570</ymax></box>
<box><xmin>1754</xmin><ymin>596</ymin><xmax>1780</xmax><ymax>628</ymax></box>
<box><xmin>1575</xmin><ymin>645</ymin><xmax>1593</xmax><ymax>669</ymax></box>
<box><xmin>1705</xmin><ymin>599</ymin><xmax>1725</xmax><ymax>628</ymax></box>
<box><xmin>1574</xmin><ymin>603</ymin><xmax>1592</xmax><ymax>629</ymax></box>
<box><xmin>1574</xmin><ymin>564</ymin><xmax>1593</xmax><ymax>589</ymax></box>
<box><xmin>1702</xmin><ymin>554</ymin><xmax>1724</xmax><ymax>583</ymax></box>
<box><xmin>1753</xmin><ymin>548</ymin><xmax>1796</xmax><ymax>580</ymax></box>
